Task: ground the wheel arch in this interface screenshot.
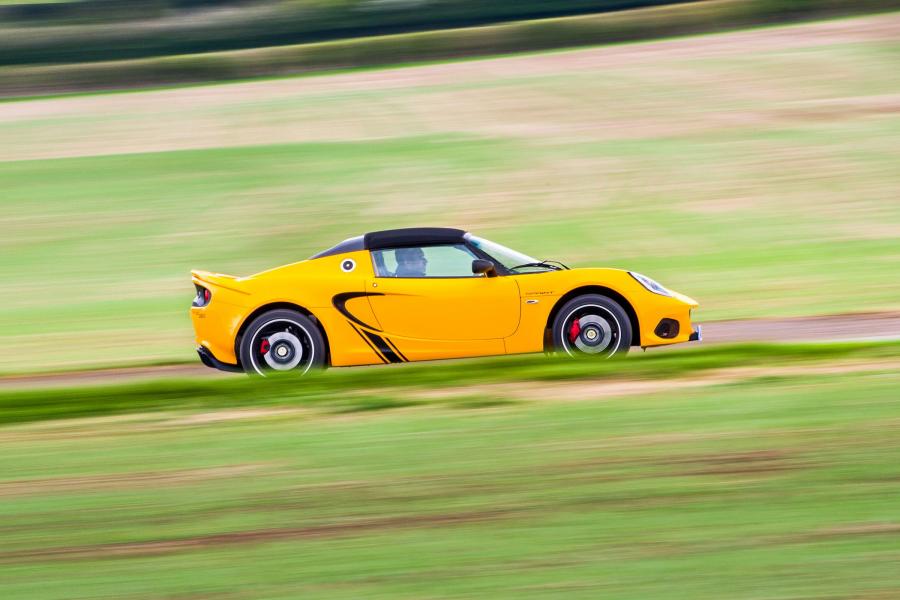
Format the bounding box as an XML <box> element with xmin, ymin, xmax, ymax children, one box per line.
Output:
<box><xmin>544</xmin><ymin>286</ymin><xmax>641</xmax><ymax>349</ymax></box>
<box><xmin>235</xmin><ymin>302</ymin><xmax>332</xmax><ymax>367</ymax></box>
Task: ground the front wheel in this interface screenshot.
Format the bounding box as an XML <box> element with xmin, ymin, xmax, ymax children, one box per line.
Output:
<box><xmin>239</xmin><ymin>309</ymin><xmax>326</xmax><ymax>376</ymax></box>
<box><xmin>551</xmin><ymin>295</ymin><xmax>632</xmax><ymax>358</ymax></box>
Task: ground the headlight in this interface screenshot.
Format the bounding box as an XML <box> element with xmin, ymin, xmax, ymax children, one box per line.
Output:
<box><xmin>629</xmin><ymin>272</ymin><xmax>672</xmax><ymax>297</ymax></box>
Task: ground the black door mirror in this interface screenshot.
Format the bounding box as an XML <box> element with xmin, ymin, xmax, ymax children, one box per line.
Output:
<box><xmin>472</xmin><ymin>259</ymin><xmax>497</xmax><ymax>277</ymax></box>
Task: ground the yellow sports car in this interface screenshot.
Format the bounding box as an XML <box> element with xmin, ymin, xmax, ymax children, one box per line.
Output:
<box><xmin>191</xmin><ymin>228</ymin><xmax>700</xmax><ymax>375</ymax></box>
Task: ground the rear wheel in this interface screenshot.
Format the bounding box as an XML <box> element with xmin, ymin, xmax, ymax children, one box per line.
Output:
<box><xmin>551</xmin><ymin>295</ymin><xmax>631</xmax><ymax>358</ymax></box>
<box><xmin>239</xmin><ymin>310</ymin><xmax>326</xmax><ymax>376</ymax></box>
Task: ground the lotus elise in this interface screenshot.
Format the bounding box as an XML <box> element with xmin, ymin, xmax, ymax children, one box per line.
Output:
<box><xmin>191</xmin><ymin>228</ymin><xmax>700</xmax><ymax>375</ymax></box>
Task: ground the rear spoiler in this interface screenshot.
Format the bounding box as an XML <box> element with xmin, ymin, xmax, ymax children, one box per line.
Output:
<box><xmin>191</xmin><ymin>270</ymin><xmax>250</xmax><ymax>295</ymax></box>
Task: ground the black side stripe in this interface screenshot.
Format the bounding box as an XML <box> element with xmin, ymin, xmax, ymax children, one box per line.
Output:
<box><xmin>332</xmin><ymin>292</ymin><xmax>384</xmax><ymax>331</ymax></box>
<box><xmin>350</xmin><ymin>324</ymin><xmax>388</xmax><ymax>363</ymax></box>
<box><xmin>362</xmin><ymin>330</ymin><xmax>404</xmax><ymax>364</ymax></box>
<box><xmin>385</xmin><ymin>338</ymin><xmax>408</xmax><ymax>362</ymax></box>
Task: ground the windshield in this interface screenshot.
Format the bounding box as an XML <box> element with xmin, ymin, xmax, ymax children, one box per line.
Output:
<box><xmin>466</xmin><ymin>235</ymin><xmax>553</xmax><ymax>273</ymax></box>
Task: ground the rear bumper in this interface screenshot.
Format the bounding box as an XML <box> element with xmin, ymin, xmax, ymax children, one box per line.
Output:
<box><xmin>197</xmin><ymin>346</ymin><xmax>243</xmax><ymax>373</ymax></box>
<box><xmin>191</xmin><ymin>300</ymin><xmax>245</xmax><ymax>365</ymax></box>
<box><xmin>689</xmin><ymin>325</ymin><xmax>702</xmax><ymax>342</ymax></box>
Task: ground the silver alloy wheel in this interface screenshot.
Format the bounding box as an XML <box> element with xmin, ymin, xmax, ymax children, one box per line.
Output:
<box><xmin>262</xmin><ymin>331</ymin><xmax>304</xmax><ymax>370</ymax></box>
<box><xmin>249</xmin><ymin>319</ymin><xmax>317</xmax><ymax>376</ymax></box>
<box><xmin>560</xmin><ymin>304</ymin><xmax>622</xmax><ymax>359</ymax></box>
<box><xmin>571</xmin><ymin>314</ymin><xmax>612</xmax><ymax>354</ymax></box>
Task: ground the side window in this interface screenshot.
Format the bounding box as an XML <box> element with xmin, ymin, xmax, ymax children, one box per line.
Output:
<box><xmin>372</xmin><ymin>244</ymin><xmax>479</xmax><ymax>278</ymax></box>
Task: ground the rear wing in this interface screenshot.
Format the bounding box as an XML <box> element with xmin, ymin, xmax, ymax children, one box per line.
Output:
<box><xmin>191</xmin><ymin>270</ymin><xmax>250</xmax><ymax>295</ymax></box>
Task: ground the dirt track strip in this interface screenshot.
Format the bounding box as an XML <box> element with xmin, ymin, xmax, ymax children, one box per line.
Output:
<box><xmin>0</xmin><ymin>509</ymin><xmax>518</xmax><ymax>563</ymax></box>
<box><xmin>699</xmin><ymin>311</ymin><xmax>900</xmax><ymax>344</ymax></box>
<box><xmin>2</xmin><ymin>312</ymin><xmax>899</xmax><ymax>389</ymax></box>
<box><xmin>429</xmin><ymin>359</ymin><xmax>900</xmax><ymax>404</ymax></box>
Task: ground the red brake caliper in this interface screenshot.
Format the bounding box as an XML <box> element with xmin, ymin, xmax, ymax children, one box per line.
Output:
<box><xmin>260</xmin><ymin>338</ymin><xmax>270</xmax><ymax>354</ymax></box>
<box><xmin>568</xmin><ymin>319</ymin><xmax>581</xmax><ymax>343</ymax></box>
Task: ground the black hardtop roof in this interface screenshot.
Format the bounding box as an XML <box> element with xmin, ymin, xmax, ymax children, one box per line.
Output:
<box><xmin>309</xmin><ymin>227</ymin><xmax>467</xmax><ymax>259</ymax></box>
<box><xmin>364</xmin><ymin>227</ymin><xmax>466</xmax><ymax>250</ymax></box>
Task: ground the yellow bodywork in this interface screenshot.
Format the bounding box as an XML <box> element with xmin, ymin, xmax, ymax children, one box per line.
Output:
<box><xmin>191</xmin><ymin>249</ymin><xmax>698</xmax><ymax>368</ymax></box>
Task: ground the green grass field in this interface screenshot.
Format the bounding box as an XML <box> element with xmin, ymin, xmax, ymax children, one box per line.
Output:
<box><xmin>2</xmin><ymin>353</ymin><xmax>899</xmax><ymax>599</ymax></box>
<box><xmin>2</xmin><ymin>13</ymin><xmax>900</xmax><ymax>372</ymax></box>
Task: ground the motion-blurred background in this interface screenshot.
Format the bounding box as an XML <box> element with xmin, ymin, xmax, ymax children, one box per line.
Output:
<box><xmin>2</xmin><ymin>1</ymin><xmax>900</xmax><ymax>598</ymax></box>
<box><xmin>3</xmin><ymin>0</ymin><xmax>899</xmax><ymax>371</ymax></box>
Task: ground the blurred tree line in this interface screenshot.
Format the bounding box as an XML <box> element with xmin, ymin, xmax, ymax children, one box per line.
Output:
<box><xmin>2</xmin><ymin>0</ymin><xmax>896</xmax><ymax>96</ymax></box>
<box><xmin>0</xmin><ymin>0</ymin><xmax>697</xmax><ymax>65</ymax></box>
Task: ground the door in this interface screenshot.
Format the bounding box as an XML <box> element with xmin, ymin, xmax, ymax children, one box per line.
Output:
<box><xmin>366</xmin><ymin>244</ymin><xmax>520</xmax><ymax>341</ymax></box>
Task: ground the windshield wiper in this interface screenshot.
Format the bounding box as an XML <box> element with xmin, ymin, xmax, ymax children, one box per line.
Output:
<box><xmin>508</xmin><ymin>260</ymin><xmax>566</xmax><ymax>272</ymax></box>
<box><xmin>541</xmin><ymin>259</ymin><xmax>569</xmax><ymax>270</ymax></box>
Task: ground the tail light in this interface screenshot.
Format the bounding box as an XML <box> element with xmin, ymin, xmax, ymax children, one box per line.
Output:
<box><xmin>193</xmin><ymin>284</ymin><xmax>211</xmax><ymax>307</ymax></box>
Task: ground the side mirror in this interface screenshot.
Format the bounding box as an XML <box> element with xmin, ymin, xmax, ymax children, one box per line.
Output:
<box><xmin>472</xmin><ymin>259</ymin><xmax>497</xmax><ymax>278</ymax></box>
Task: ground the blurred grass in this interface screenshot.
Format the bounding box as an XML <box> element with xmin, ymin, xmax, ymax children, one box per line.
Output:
<box><xmin>2</xmin><ymin>340</ymin><xmax>899</xmax><ymax>425</ymax></box>
<box><xmin>1</xmin><ymin>364</ymin><xmax>899</xmax><ymax>598</ymax></box>
<box><xmin>1</xmin><ymin>13</ymin><xmax>899</xmax><ymax>371</ymax></box>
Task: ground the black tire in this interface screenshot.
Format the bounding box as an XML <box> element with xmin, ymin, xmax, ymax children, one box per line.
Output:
<box><xmin>238</xmin><ymin>309</ymin><xmax>326</xmax><ymax>376</ymax></box>
<box><xmin>551</xmin><ymin>294</ymin><xmax>632</xmax><ymax>358</ymax></box>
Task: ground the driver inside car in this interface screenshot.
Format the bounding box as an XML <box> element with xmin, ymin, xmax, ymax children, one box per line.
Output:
<box><xmin>394</xmin><ymin>247</ymin><xmax>428</xmax><ymax>277</ymax></box>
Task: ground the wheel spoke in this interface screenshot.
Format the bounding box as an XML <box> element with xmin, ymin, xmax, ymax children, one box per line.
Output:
<box><xmin>561</xmin><ymin>305</ymin><xmax>620</xmax><ymax>358</ymax></box>
<box><xmin>252</xmin><ymin>320</ymin><xmax>314</xmax><ymax>373</ymax></box>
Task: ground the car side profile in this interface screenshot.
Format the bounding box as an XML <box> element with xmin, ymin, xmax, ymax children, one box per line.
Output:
<box><xmin>191</xmin><ymin>228</ymin><xmax>700</xmax><ymax>375</ymax></box>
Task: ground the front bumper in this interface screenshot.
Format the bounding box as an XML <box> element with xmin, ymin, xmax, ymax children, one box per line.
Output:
<box><xmin>197</xmin><ymin>346</ymin><xmax>243</xmax><ymax>373</ymax></box>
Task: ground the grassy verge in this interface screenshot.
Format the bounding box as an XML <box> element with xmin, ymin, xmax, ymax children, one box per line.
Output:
<box><xmin>2</xmin><ymin>340</ymin><xmax>899</xmax><ymax>425</ymax></box>
<box><xmin>3</xmin><ymin>0</ymin><xmax>899</xmax><ymax>96</ymax></box>
<box><xmin>1</xmin><ymin>365</ymin><xmax>899</xmax><ymax>598</ymax></box>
